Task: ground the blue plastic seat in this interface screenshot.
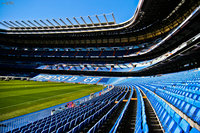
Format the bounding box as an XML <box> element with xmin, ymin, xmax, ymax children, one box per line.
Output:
<box><xmin>49</xmin><ymin>125</ymin><xmax>56</xmax><ymax>133</ymax></box>
<box><xmin>162</xmin><ymin>115</ymin><xmax>171</xmax><ymax>128</ymax></box>
<box><xmin>78</xmin><ymin>122</ymin><xmax>84</xmax><ymax>131</ymax></box>
<box><xmin>63</xmin><ymin>122</ymin><xmax>70</xmax><ymax>132</ymax></box>
<box><xmin>179</xmin><ymin>119</ymin><xmax>190</xmax><ymax>133</ymax></box>
<box><xmin>43</xmin><ymin>124</ymin><xmax>49</xmax><ymax>130</ymax></box>
<box><xmin>41</xmin><ymin>128</ymin><xmax>48</xmax><ymax>133</ymax></box>
<box><xmin>173</xmin><ymin>126</ymin><xmax>183</xmax><ymax>133</ymax></box>
<box><xmin>176</xmin><ymin>100</ymin><xmax>182</xmax><ymax>107</ymax></box>
<box><xmin>183</xmin><ymin>103</ymin><xmax>191</xmax><ymax>114</ymax></box>
<box><xmin>194</xmin><ymin>100</ymin><xmax>200</xmax><ymax>108</ymax></box>
<box><xmin>56</xmin><ymin>126</ymin><xmax>64</xmax><ymax>133</ymax></box>
<box><xmin>20</xmin><ymin>127</ymin><xmax>28</xmax><ymax>133</ymax></box>
<box><xmin>70</xmin><ymin>119</ymin><xmax>75</xmax><ymax>129</ymax></box>
<box><xmin>35</xmin><ymin>127</ymin><xmax>43</xmax><ymax>133</ymax></box>
<box><xmin>190</xmin><ymin>127</ymin><xmax>200</xmax><ymax>133</ymax></box>
<box><xmin>191</xmin><ymin>108</ymin><xmax>200</xmax><ymax>124</ymax></box>
<box><xmin>72</xmin><ymin>126</ymin><xmax>79</xmax><ymax>133</ymax></box>
<box><xmin>174</xmin><ymin>113</ymin><xmax>182</xmax><ymax>124</ymax></box>
<box><xmin>169</xmin><ymin>109</ymin><xmax>175</xmax><ymax>117</ymax></box>
<box><xmin>160</xmin><ymin>111</ymin><xmax>167</xmax><ymax>122</ymax></box>
<box><xmin>11</xmin><ymin>128</ymin><xmax>20</xmax><ymax>133</ymax></box>
<box><xmin>23</xmin><ymin>129</ymin><xmax>31</xmax><ymax>133</ymax></box>
<box><xmin>164</xmin><ymin>119</ymin><xmax>177</xmax><ymax>133</ymax></box>
<box><xmin>179</xmin><ymin>101</ymin><xmax>186</xmax><ymax>110</ymax></box>
<box><xmin>143</xmin><ymin>123</ymin><xmax>149</xmax><ymax>133</ymax></box>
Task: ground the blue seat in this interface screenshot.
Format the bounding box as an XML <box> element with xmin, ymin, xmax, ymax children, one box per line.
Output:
<box><xmin>160</xmin><ymin>111</ymin><xmax>167</xmax><ymax>122</ymax></box>
<box><xmin>56</xmin><ymin>122</ymin><xmax>62</xmax><ymax>129</ymax></box>
<box><xmin>56</xmin><ymin>126</ymin><xmax>64</xmax><ymax>133</ymax></box>
<box><xmin>190</xmin><ymin>127</ymin><xmax>200</xmax><ymax>133</ymax></box>
<box><xmin>164</xmin><ymin>119</ymin><xmax>177</xmax><ymax>133</ymax></box>
<box><xmin>174</xmin><ymin>113</ymin><xmax>182</xmax><ymax>124</ymax></box>
<box><xmin>35</xmin><ymin>127</ymin><xmax>43</xmax><ymax>133</ymax></box>
<box><xmin>179</xmin><ymin>101</ymin><xmax>186</xmax><ymax>110</ymax></box>
<box><xmin>78</xmin><ymin>121</ymin><xmax>84</xmax><ymax>131</ymax></box>
<box><xmin>179</xmin><ymin>119</ymin><xmax>190</xmax><ymax>133</ymax></box>
<box><xmin>62</xmin><ymin>119</ymin><xmax>67</xmax><ymax>125</ymax></box>
<box><xmin>49</xmin><ymin>125</ymin><xmax>56</xmax><ymax>133</ymax></box>
<box><xmin>183</xmin><ymin>103</ymin><xmax>191</xmax><ymax>114</ymax></box>
<box><xmin>75</xmin><ymin>116</ymin><xmax>81</xmax><ymax>125</ymax></box>
<box><xmin>41</xmin><ymin>128</ymin><xmax>48</xmax><ymax>133</ymax></box>
<box><xmin>143</xmin><ymin>123</ymin><xmax>149</xmax><ymax>133</ymax></box>
<box><xmin>20</xmin><ymin>127</ymin><xmax>28</xmax><ymax>133</ymax></box>
<box><xmin>88</xmin><ymin>127</ymin><xmax>94</xmax><ymax>133</ymax></box>
<box><xmin>72</xmin><ymin>126</ymin><xmax>79</xmax><ymax>133</ymax></box>
<box><xmin>192</xmin><ymin>94</ymin><xmax>198</xmax><ymax>100</ymax></box>
<box><xmin>175</xmin><ymin>100</ymin><xmax>182</xmax><ymax>107</ymax></box>
<box><xmin>169</xmin><ymin>109</ymin><xmax>175</xmax><ymax>117</ymax></box>
<box><xmin>193</xmin><ymin>109</ymin><xmax>200</xmax><ymax>124</ymax></box>
<box><xmin>43</xmin><ymin>124</ymin><xmax>49</xmax><ymax>130</ymax></box>
<box><xmin>31</xmin><ymin>126</ymin><xmax>38</xmax><ymax>132</ymax></box>
<box><xmin>187</xmin><ymin>106</ymin><xmax>198</xmax><ymax>119</ymax></box>
<box><xmin>173</xmin><ymin>126</ymin><xmax>183</xmax><ymax>133</ymax></box>
<box><xmin>39</xmin><ymin>123</ymin><xmax>45</xmax><ymax>128</ymax></box>
<box><xmin>11</xmin><ymin>128</ymin><xmax>20</xmax><ymax>133</ymax></box>
<box><xmin>162</xmin><ymin>115</ymin><xmax>171</xmax><ymax>128</ymax></box>
<box><xmin>23</xmin><ymin>129</ymin><xmax>31</xmax><ymax>133</ymax></box>
<box><xmin>70</xmin><ymin>119</ymin><xmax>75</xmax><ymax>129</ymax></box>
<box><xmin>63</xmin><ymin>122</ymin><xmax>70</xmax><ymax>132</ymax></box>
<box><xmin>194</xmin><ymin>100</ymin><xmax>200</xmax><ymax>108</ymax></box>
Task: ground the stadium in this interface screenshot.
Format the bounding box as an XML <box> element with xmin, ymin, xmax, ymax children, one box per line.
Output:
<box><xmin>0</xmin><ymin>0</ymin><xmax>200</xmax><ymax>132</ymax></box>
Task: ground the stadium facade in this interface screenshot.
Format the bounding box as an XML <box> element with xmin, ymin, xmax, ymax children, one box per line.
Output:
<box><xmin>0</xmin><ymin>0</ymin><xmax>200</xmax><ymax>132</ymax></box>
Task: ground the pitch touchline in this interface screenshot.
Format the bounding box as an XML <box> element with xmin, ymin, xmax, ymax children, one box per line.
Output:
<box><xmin>0</xmin><ymin>89</ymin><xmax>86</xmax><ymax>110</ymax></box>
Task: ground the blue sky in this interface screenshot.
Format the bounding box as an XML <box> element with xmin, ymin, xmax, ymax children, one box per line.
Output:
<box><xmin>0</xmin><ymin>0</ymin><xmax>139</xmax><ymax>29</ymax></box>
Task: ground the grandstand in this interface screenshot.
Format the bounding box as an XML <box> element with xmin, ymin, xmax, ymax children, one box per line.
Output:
<box><xmin>0</xmin><ymin>0</ymin><xmax>200</xmax><ymax>133</ymax></box>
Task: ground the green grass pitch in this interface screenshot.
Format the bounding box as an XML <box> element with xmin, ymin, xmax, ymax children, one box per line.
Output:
<box><xmin>0</xmin><ymin>80</ymin><xmax>103</xmax><ymax>121</ymax></box>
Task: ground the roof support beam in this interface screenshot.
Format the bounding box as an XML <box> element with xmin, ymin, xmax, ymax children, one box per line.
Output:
<box><xmin>95</xmin><ymin>15</ymin><xmax>101</xmax><ymax>25</ymax></box>
<box><xmin>9</xmin><ymin>21</ymin><xmax>20</xmax><ymax>27</ymax></box>
<box><xmin>33</xmin><ymin>20</ymin><xmax>44</xmax><ymax>27</ymax></box>
<box><xmin>88</xmin><ymin>16</ymin><xmax>94</xmax><ymax>26</ymax></box>
<box><xmin>15</xmin><ymin>21</ymin><xmax>26</xmax><ymax>27</ymax></box>
<box><xmin>80</xmin><ymin>17</ymin><xmax>87</xmax><ymax>27</ymax></box>
<box><xmin>28</xmin><ymin>20</ymin><xmax>38</xmax><ymax>27</ymax></box>
<box><xmin>0</xmin><ymin>22</ymin><xmax>10</xmax><ymax>28</ymax></box>
<box><xmin>3</xmin><ymin>21</ymin><xmax>15</xmax><ymax>27</ymax></box>
<box><xmin>46</xmin><ymin>19</ymin><xmax>55</xmax><ymax>26</ymax></box>
<box><xmin>73</xmin><ymin>17</ymin><xmax>80</xmax><ymax>26</ymax></box>
<box><xmin>40</xmin><ymin>20</ymin><xmax>49</xmax><ymax>27</ymax></box>
<box><xmin>59</xmin><ymin>18</ymin><xmax>68</xmax><ymax>27</ymax></box>
<box><xmin>21</xmin><ymin>21</ymin><xmax>31</xmax><ymax>27</ymax></box>
<box><xmin>66</xmin><ymin>18</ymin><xmax>74</xmax><ymax>26</ymax></box>
<box><xmin>112</xmin><ymin>13</ymin><xmax>116</xmax><ymax>24</ymax></box>
<box><xmin>53</xmin><ymin>19</ymin><xmax>61</xmax><ymax>26</ymax></box>
<box><xmin>103</xmin><ymin>14</ymin><xmax>109</xmax><ymax>25</ymax></box>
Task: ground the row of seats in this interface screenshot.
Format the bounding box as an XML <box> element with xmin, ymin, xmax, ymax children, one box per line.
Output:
<box><xmin>84</xmin><ymin>86</ymin><xmax>129</xmax><ymax>133</ymax></box>
<box><xmin>0</xmin><ymin>49</ymin><xmax>140</xmax><ymax>58</ymax></box>
<box><xmin>134</xmin><ymin>85</ymin><xmax>148</xmax><ymax>133</ymax></box>
<box><xmin>143</xmin><ymin>84</ymin><xmax>200</xmax><ymax>124</ymax></box>
<box><xmin>37</xmin><ymin>65</ymin><xmax>136</xmax><ymax>72</ymax></box>
<box><xmin>139</xmin><ymin>84</ymin><xmax>199</xmax><ymax>133</ymax></box>
<box><xmin>109</xmin><ymin>85</ymin><xmax>134</xmax><ymax>133</ymax></box>
<box><xmin>150</xmin><ymin>83</ymin><xmax>200</xmax><ymax>101</ymax></box>
<box><xmin>8</xmin><ymin>87</ymin><xmax>125</xmax><ymax>133</ymax></box>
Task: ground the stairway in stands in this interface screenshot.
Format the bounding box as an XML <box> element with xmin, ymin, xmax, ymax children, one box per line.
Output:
<box><xmin>116</xmin><ymin>89</ymin><xmax>137</xmax><ymax>133</ymax></box>
<box><xmin>96</xmin><ymin>89</ymin><xmax>131</xmax><ymax>132</ymax></box>
<box><xmin>141</xmin><ymin>90</ymin><xmax>164</xmax><ymax>133</ymax></box>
